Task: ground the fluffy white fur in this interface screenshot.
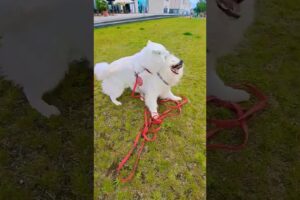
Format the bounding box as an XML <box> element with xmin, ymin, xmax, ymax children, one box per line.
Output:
<box><xmin>95</xmin><ymin>41</ymin><xmax>184</xmax><ymax>118</ymax></box>
<box><xmin>207</xmin><ymin>0</ymin><xmax>256</xmax><ymax>102</ymax></box>
<box><xmin>0</xmin><ymin>0</ymin><xmax>92</xmax><ymax>117</ymax></box>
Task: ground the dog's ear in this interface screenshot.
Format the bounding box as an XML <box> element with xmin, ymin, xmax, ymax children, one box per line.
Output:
<box><xmin>147</xmin><ymin>40</ymin><xmax>152</xmax><ymax>45</ymax></box>
<box><xmin>152</xmin><ymin>50</ymin><xmax>162</xmax><ymax>55</ymax></box>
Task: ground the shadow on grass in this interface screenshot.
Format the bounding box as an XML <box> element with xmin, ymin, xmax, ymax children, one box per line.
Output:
<box><xmin>0</xmin><ymin>61</ymin><xmax>93</xmax><ymax>199</ymax></box>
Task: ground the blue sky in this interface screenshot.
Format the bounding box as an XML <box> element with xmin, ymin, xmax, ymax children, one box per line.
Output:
<box><xmin>190</xmin><ymin>0</ymin><xmax>199</xmax><ymax>8</ymax></box>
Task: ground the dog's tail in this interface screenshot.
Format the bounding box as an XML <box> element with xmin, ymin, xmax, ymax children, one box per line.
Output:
<box><xmin>94</xmin><ymin>62</ymin><xmax>110</xmax><ymax>80</ymax></box>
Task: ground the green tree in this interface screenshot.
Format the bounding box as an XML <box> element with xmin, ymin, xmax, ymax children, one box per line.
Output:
<box><xmin>96</xmin><ymin>0</ymin><xmax>108</xmax><ymax>12</ymax></box>
<box><xmin>194</xmin><ymin>0</ymin><xmax>206</xmax><ymax>15</ymax></box>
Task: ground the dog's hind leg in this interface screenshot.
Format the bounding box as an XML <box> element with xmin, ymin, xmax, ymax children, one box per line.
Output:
<box><xmin>110</xmin><ymin>96</ymin><xmax>122</xmax><ymax>106</ymax></box>
<box><xmin>24</xmin><ymin>89</ymin><xmax>60</xmax><ymax>117</ymax></box>
<box><xmin>102</xmin><ymin>80</ymin><xmax>124</xmax><ymax>106</ymax></box>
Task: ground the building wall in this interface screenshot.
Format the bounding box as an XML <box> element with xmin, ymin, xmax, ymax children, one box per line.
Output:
<box><xmin>135</xmin><ymin>0</ymin><xmax>191</xmax><ymax>15</ymax></box>
<box><xmin>169</xmin><ymin>0</ymin><xmax>180</xmax><ymax>9</ymax></box>
<box><xmin>169</xmin><ymin>0</ymin><xmax>191</xmax><ymax>15</ymax></box>
<box><xmin>163</xmin><ymin>0</ymin><xmax>171</xmax><ymax>13</ymax></box>
<box><xmin>181</xmin><ymin>0</ymin><xmax>191</xmax><ymax>11</ymax></box>
<box><xmin>134</xmin><ymin>0</ymin><xmax>139</xmax><ymax>13</ymax></box>
<box><xmin>148</xmin><ymin>0</ymin><xmax>164</xmax><ymax>14</ymax></box>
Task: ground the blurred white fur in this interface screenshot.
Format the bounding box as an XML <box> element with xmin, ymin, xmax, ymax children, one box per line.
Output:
<box><xmin>0</xmin><ymin>0</ymin><xmax>92</xmax><ymax>117</ymax></box>
<box><xmin>207</xmin><ymin>0</ymin><xmax>256</xmax><ymax>102</ymax></box>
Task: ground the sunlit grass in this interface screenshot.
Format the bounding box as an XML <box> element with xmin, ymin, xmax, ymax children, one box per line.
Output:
<box><xmin>94</xmin><ymin>17</ymin><xmax>206</xmax><ymax>199</ymax></box>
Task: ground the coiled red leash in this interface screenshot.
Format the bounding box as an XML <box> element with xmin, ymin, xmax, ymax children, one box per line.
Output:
<box><xmin>116</xmin><ymin>74</ymin><xmax>188</xmax><ymax>183</ymax></box>
<box><xmin>207</xmin><ymin>84</ymin><xmax>268</xmax><ymax>151</ymax></box>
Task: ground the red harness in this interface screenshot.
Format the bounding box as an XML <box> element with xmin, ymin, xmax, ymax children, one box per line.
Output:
<box><xmin>116</xmin><ymin>74</ymin><xmax>188</xmax><ymax>183</ymax></box>
<box><xmin>207</xmin><ymin>84</ymin><xmax>268</xmax><ymax>151</ymax></box>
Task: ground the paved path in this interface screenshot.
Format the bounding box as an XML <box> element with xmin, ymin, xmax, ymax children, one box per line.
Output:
<box><xmin>94</xmin><ymin>13</ymin><xmax>178</xmax><ymax>28</ymax></box>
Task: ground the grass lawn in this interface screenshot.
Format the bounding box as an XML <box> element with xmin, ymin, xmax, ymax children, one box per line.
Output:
<box><xmin>94</xmin><ymin>17</ymin><xmax>206</xmax><ymax>199</ymax></box>
<box><xmin>207</xmin><ymin>1</ymin><xmax>300</xmax><ymax>199</ymax></box>
<box><xmin>0</xmin><ymin>62</ymin><xmax>93</xmax><ymax>199</ymax></box>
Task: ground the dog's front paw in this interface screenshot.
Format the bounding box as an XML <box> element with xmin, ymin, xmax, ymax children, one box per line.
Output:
<box><xmin>151</xmin><ymin>112</ymin><xmax>160</xmax><ymax>119</ymax></box>
<box><xmin>151</xmin><ymin>112</ymin><xmax>164</xmax><ymax>124</ymax></box>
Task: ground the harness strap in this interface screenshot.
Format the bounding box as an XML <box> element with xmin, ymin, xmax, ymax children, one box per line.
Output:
<box><xmin>157</xmin><ymin>72</ymin><xmax>169</xmax><ymax>86</ymax></box>
<box><xmin>144</xmin><ymin>68</ymin><xmax>152</xmax><ymax>74</ymax></box>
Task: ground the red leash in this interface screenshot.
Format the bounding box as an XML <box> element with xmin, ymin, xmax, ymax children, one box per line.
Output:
<box><xmin>116</xmin><ymin>74</ymin><xmax>188</xmax><ymax>183</ymax></box>
<box><xmin>207</xmin><ymin>83</ymin><xmax>268</xmax><ymax>151</ymax></box>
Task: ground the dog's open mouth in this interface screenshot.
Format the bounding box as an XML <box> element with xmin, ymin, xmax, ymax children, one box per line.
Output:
<box><xmin>171</xmin><ymin>60</ymin><xmax>183</xmax><ymax>75</ymax></box>
<box><xmin>216</xmin><ymin>0</ymin><xmax>244</xmax><ymax>19</ymax></box>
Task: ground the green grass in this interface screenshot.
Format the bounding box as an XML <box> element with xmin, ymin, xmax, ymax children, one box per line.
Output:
<box><xmin>0</xmin><ymin>62</ymin><xmax>93</xmax><ymax>199</ymax></box>
<box><xmin>207</xmin><ymin>1</ymin><xmax>300</xmax><ymax>199</ymax></box>
<box><xmin>94</xmin><ymin>18</ymin><xmax>206</xmax><ymax>199</ymax></box>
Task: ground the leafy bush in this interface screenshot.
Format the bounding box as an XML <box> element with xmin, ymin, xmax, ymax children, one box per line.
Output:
<box><xmin>194</xmin><ymin>0</ymin><xmax>206</xmax><ymax>15</ymax></box>
<box><xmin>96</xmin><ymin>0</ymin><xmax>108</xmax><ymax>12</ymax></box>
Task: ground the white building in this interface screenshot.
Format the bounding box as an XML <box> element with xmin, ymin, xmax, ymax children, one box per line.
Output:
<box><xmin>148</xmin><ymin>0</ymin><xmax>170</xmax><ymax>14</ymax></box>
<box><xmin>148</xmin><ymin>0</ymin><xmax>191</xmax><ymax>15</ymax></box>
<box><xmin>94</xmin><ymin>0</ymin><xmax>192</xmax><ymax>15</ymax></box>
<box><xmin>169</xmin><ymin>0</ymin><xmax>191</xmax><ymax>15</ymax></box>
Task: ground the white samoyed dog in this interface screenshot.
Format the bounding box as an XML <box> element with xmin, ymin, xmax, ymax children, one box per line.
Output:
<box><xmin>207</xmin><ymin>0</ymin><xmax>256</xmax><ymax>102</ymax></box>
<box><xmin>94</xmin><ymin>41</ymin><xmax>184</xmax><ymax>118</ymax></box>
